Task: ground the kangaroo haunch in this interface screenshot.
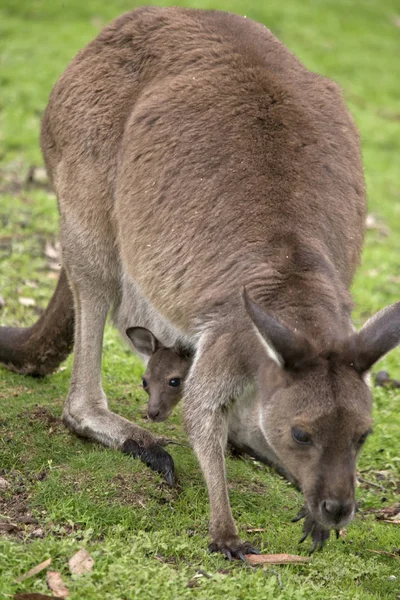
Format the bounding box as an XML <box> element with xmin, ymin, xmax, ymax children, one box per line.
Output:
<box><xmin>1</xmin><ymin>6</ymin><xmax>400</xmax><ymax>558</ymax></box>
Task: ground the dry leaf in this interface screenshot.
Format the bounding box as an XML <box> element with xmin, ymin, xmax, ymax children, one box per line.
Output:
<box><xmin>388</xmin><ymin>512</ymin><xmax>400</xmax><ymax>521</ymax></box>
<box><xmin>393</xmin><ymin>15</ymin><xmax>400</xmax><ymax>28</ymax></box>
<box><xmin>91</xmin><ymin>16</ymin><xmax>105</xmax><ymax>29</ymax></box>
<box><xmin>68</xmin><ymin>548</ymin><xmax>94</xmax><ymax>575</ymax></box>
<box><xmin>0</xmin><ymin>476</ymin><xmax>11</xmax><ymax>489</ymax></box>
<box><xmin>45</xmin><ymin>241</ymin><xmax>61</xmax><ymax>261</ymax></box>
<box><xmin>366</xmin><ymin>549</ymin><xmax>399</xmax><ymax>558</ymax></box>
<box><xmin>14</xmin><ymin>594</ymin><xmax>57</xmax><ymax>599</ymax></box>
<box><xmin>33</xmin><ymin>167</ymin><xmax>48</xmax><ymax>184</ymax></box>
<box><xmin>245</xmin><ymin>553</ymin><xmax>309</xmax><ymax>565</ymax></box>
<box><xmin>18</xmin><ymin>297</ymin><xmax>36</xmax><ymax>307</ymax></box>
<box><xmin>384</xmin><ymin>520</ymin><xmax>400</xmax><ymax>525</ymax></box>
<box><xmin>0</xmin><ymin>521</ymin><xmax>19</xmax><ymax>533</ymax></box>
<box><xmin>16</xmin><ymin>558</ymin><xmax>52</xmax><ymax>582</ymax></box>
<box><xmin>31</xmin><ymin>528</ymin><xmax>45</xmax><ymax>538</ymax></box>
<box><xmin>380</xmin><ymin>503</ymin><xmax>400</xmax><ymax>516</ymax></box>
<box><xmin>375</xmin><ymin>503</ymin><xmax>400</xmax><ymax>521</ymax></box>
<box><xmin>246</xmin><ymin>527</ymin><xmax>268</xmax><ymax>533</ymax></box>
<box><xmin>48</xmin><ymin>262</ymin><xmax>61</xmax><ymax>271</ymax></box>
<box><xmin>46</xmin><ymin>571</ymin><xmax>69</xmax><ymax>598</ymax></box>
<box><xmin>365</xmin><ymin>214</ymin><xmax>389</xmax><ymax>236</ymax></box>
<box><xmin>26</xmin><ymin>165</ymin><xmax>48</xmax><ymax>186</ymax></box>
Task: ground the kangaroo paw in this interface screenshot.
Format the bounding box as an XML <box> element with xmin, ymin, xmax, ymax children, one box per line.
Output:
<box><xmin>122</xmin><ymin>439</ymin><xmax>175</xmax><ymax>487</ymax></box>
<box><xmin>294</xmin><ymin>506</ymin><xmax>330</xmax><ymax>553</ymax></box>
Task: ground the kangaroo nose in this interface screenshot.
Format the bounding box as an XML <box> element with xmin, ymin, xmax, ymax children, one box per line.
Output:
<box><xmin>321</xmin><ymin>499</ymin><xmax>354</xmax><ymax>524</ymax></box>
<box><xmin>148</xmin><ymin>409</ymin><xmax>160</xmax><ymax>421</ymax></box>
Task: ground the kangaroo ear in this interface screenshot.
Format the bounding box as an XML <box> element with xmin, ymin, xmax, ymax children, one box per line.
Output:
<box><xmin>348</xmin><ymin>302</ymin><xmax>400</xmax><ymax>373</ymax></box>
<box><xmin>126</xmin><ymin>326</ymin><xmax>163</xmax><ymax>357</ymax></box>
<box><xmin>243</xmin><ymin>288</ymin><xmax>315</xmax><ymax>369</ymax></box>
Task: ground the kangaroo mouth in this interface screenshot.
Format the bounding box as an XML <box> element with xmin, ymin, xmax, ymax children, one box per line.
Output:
<box><xmin>147</xmin><ymin>409</ymin><xmax>172</xmax><ymax>423</ymax></box>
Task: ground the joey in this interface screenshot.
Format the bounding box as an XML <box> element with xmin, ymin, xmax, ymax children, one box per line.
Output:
<box><xmin>126</xmin><ymin>326</ymin><xmax>192</xmax><ymax>422</ymax></box>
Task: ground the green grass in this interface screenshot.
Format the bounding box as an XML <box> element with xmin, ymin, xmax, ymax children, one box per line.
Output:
<box><xmin>0</xmin><ymin>1</ymin><xmax>399</xmax><ymax>599</ymax></box>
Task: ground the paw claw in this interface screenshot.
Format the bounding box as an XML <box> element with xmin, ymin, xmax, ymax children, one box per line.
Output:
<box><xmin>208</xmin><ymin>539</ymin><xmax>259</xmax><ymax>560</ymax></box>
<box><xmin>164</xmin><ymin>468</ymin><xmax>175</xmax><ymax>488</ymax></box>
<box><xmin>208</xmin><ymin>542</ymin><xmax>218</xmax><ymax>554</ymax></box>
<box><xmin>292</xmin><ymin>508</ymin><xmax>308</xmax><ymax>523</ymax></box>
<box><xmin>298</xmin><ymin>532</ymin><xmax>308</xmax><ymax>544</ymax></box>
<box><xmin>294</xmin><ymin>505</ymin><xmax>331</xmax><ymax>553</ymax></box>
<box><xmin>246</xmin><ymin>546</ymin><xmax>261</xmax><ymax>555</ymax></box>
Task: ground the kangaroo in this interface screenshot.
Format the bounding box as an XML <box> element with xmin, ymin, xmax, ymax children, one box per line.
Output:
<box><xmin>1</xmin><ymin>7</ymin><xmax>400</xmax><ymax>559</ymax></box>
<box><xmin>126</xmin><ymin>326</ymin><xmax>192</xmax><ymax>422</ymax></box>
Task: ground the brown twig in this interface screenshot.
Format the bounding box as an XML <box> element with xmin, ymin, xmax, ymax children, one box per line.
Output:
<box><xmin>366</xmin><ymin>549</ymin><xmax>399</xmax><ymax>559</ymax></box>
<box><xmin>357</xmin><ymin>476</ymin><xmax>386</xmax><ymax>492</ymax></box>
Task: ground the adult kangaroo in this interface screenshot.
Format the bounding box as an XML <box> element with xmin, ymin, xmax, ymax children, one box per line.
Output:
<box><xmin>2</xmin><ymin>6</ymin><xmax>400</xmax><ymax>558</ymax></box>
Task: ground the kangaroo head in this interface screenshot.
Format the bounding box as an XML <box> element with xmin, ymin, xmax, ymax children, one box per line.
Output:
<box><xmin>126</xmin><ymin>327</ymin><xmax>192</xmax><ymax>422</ymax></box>
<box><xmin>244</xmin><ymin>290</ymin><xmax>400</xmax><ymax>531</ymax></box>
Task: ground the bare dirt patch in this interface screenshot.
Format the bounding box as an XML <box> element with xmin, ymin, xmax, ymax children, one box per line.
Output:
<box><xmin>111</xmin><ymin>470</ymin><xmax>180</xmax><ymax>508</ymax></box>
<box><xmin>20</xmin><ymin>405</ymin><xmax>63</xmax><ymax>433</ymax></box>
<box><xmin>0</xmin><ymin>469</ymin><xmax>46</xmax><ymax>539</ymax></box>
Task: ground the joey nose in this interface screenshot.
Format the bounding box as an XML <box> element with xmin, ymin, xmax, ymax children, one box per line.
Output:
<box><xmin>321</xmin><ymin>499</ymin><xmax>354</xmax><ymax>524</ymax></box>
<box><xmin>148</xmin><ymin>409</ymin><xmax>160</xmax><ymax>421</ymax></box>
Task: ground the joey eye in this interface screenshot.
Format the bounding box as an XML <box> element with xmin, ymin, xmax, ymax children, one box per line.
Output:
<box><xmin>357</xmin><ymin>429</ymin><xmax>372</xmax><ymax>446</ymax></box>
<box><xmin>142</xmin><ymin>378</ymin><xmax>148</xmax><ymax>390</ymax></box>
<box><xmin>291</xmin><ymin>427</ymin><xmax>312</xmax><ymax>446</ymax></box>
<box><xmin>168</xmin><ymin>378</ymin><xmax>181</xmax><ymax>388</ymax></box>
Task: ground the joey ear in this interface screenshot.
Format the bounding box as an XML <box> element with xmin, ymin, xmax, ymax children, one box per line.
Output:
<box><xmin>348</xmin><ymin>302</ymin><xmax>400</xmax><ymax>373</ymax></box>
<box><xmin>126</xmin><ymin>326</ymin><xmax>163</xmax><ymax>357</ymax></box>
<box><xmin>242</xmin><ymin>288</ymin><xmax>315</xmax><ymax>369</ymax></box>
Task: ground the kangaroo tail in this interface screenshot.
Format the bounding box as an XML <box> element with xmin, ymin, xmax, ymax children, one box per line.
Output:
<box><xmin>0</xmin><ymin>268</ymin><xmax>74</xmax><ymax>376</ymax></box>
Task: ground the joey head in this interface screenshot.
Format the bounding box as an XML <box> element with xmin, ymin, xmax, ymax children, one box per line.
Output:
<box><xmin>126</xmin><ymin>326</ymin><xmax>192</xmax><ymax>422</ymax></box>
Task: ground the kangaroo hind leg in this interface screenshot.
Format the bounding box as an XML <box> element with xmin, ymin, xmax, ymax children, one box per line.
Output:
<box><xmin>62</xmin><ymin>264</ymin><xmax>175</xmax><ymax>486</ymax></box>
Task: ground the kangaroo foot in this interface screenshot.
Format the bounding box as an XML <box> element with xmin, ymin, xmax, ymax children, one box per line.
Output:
<box><xmin>209</xmin><ymin>537</ymin><xmax>260</xmax><ymax>561</ymax></box>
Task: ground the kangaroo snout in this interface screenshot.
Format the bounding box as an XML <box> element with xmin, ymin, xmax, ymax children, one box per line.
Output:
<box><xmin>147</xmin><ymin>406</ymin><xmax>161</xmax><ymax>422</ymax></box>
<box><xmin>320</xmin><ymin>498</ymin><xmax>355</xmax><ymax>527</ymax></box>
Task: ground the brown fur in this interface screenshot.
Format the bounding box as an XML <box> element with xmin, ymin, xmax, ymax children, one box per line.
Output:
<box><xmin>1</xmin><ymin>7</ymin><xmax>400</xmax><ymax>557</ymax></box>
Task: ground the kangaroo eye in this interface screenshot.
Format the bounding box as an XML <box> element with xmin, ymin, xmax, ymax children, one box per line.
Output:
<box><xmin>292</xmin><ymin>427</ymin><xmax>312</xmax><ymax>446</ymax></box>
<box><xmin>169</xmin><ymin>378</ymin><xmax>181</xmax><ymax>388</ymax></box>
<box><xmin>142</xmin><ymin>378</ymin><xmax>148</xmax><ymax>389</ymax></box>
<box><xmin>357</xmin><ymin>429</ymin><xmax>372</xmax><ymax>446</ymax></box>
